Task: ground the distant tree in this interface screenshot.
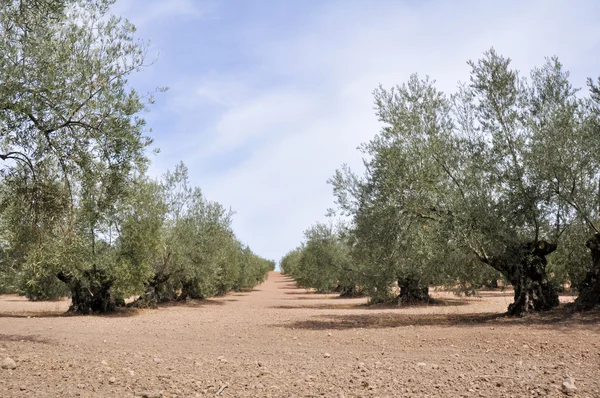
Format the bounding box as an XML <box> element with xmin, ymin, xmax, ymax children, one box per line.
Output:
<box><xmin>279</xmin><ymin>222</ymin><xmax>359</xmax><ymax>296</ymax></box>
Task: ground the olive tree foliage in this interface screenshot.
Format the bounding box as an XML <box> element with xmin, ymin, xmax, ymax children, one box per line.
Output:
<box><xmin>320</xmin><ymin>49</ymin><xmax>600</xmax><ymax>314</ymax></box>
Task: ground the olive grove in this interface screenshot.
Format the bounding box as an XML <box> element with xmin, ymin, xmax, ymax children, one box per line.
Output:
<box><xmin>0</xmin><ymin>0</ymin><xmax>274</xmax><ymax>313</ymax></box>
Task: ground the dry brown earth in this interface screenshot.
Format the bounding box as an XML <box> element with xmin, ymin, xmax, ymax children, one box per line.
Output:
<box><xmin>0</xmin><ymin>271</ymin><xmax>599</xmax><ymax>397</ymax></box>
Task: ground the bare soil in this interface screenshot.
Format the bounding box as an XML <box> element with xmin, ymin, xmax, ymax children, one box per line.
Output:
<box><xmin>1</xmin><ymin>272</ymin><xmax>599</xmax><ymax>397</ymax></box>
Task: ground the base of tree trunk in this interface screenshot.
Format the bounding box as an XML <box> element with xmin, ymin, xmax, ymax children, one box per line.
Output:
<box><xmin>397</xmin><ymin>278</ymin><xmax>430</xmax><ymax>304</ymax></box>
<box><xmin>57</xmin><ymin>268</ymin><xmax>116</xmax><ymax>314</ymax></box>
<box><xmin>178</xmin><ymin>281</ymin><xmax>205</xmax><ymax>301</ymax></box>
<box><xmin>507</xmin><ymin>281</ymin><xmax>559</xmax><ymax>316</ymax></box>
<box><xmin>338</xmin><ymin>285</ymin><xmax>362</xmax><ymax>298</ymax></box>
<box><xmin>574</xmin><ymin>234</ymin><xmax>600</xmax><ymax>310</ymax></box>
<box><xmin>491</xmin><ymin>240</ymin><xmax>559</xmax><ymax>317</ymax></box>
<box><xmin>129</xmin><ymin>272</ymin><xmax>175</xmax><ymax>308</ymax></box>
<box><xmin>484</xmin><ymin>279</ymin><xmax>499</xmax><ymax>289</ymax></box>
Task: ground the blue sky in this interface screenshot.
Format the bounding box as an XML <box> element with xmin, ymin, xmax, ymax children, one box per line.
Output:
<box><xmin>112</xmin><ymin>0</ymin><xmax>600</xmax><ymax>263</ymax></box>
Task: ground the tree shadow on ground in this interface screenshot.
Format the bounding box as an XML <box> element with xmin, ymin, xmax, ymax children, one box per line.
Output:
<box><xmin>0</xmin><ymin>298</ymin><xmax>226</xmax><ymax>318</ymax></box>
<box><xmin>473</xmin><ymin>290</ymin><xmax>514</xmax><ymax>298</ymax></box>
<box><xmin>282</xmin><ymin>306</ymin><xmax>600</xmax><ymax>331</ymax></box>
<box><xmin>272</xmin><ymin>297</ymin><xmax>470</xmax><ymax>311</ymax></box>
<box><xmin>0</xmin><ymin>306</ymin><xmax>141</xmax><ymax>318</ymax></box>
<box><xmin>0</xmin><ymin>333</ymin><xmax>52</xmax><ymax>344</ymax></box>
<box><xmin>2</xmin><ymin>298</ymin><xmax>68</xmax><ymax>303</ymax></box>
<box><xmin>158</xmin><ymin>299</ymin><xmax>226</xmax><ymax>309</ymax></box>
<box><xmin>282</xmin><ymin>295</ymin><xmax>336</xmax><ymax>300</ymax></box>
<box><xmin>282</xmin><ymin>289</ymin><xmax>332</xmax><ymax>295</ymax></box>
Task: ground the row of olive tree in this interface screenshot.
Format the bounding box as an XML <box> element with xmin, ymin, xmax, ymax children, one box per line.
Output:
<box><xmin>0</xmin><ymin>0</ymin><xmax>274</xmax><ymax>313</ymax></box>
<box><xmin>280</xmin><ymin>222</ymin><xmax>360</xmax><ymax>297</ymax></box>
<box><xmin>283</xmin><ymin>49</ymin><xmax>600</xmax><ymax>315</ymax></box>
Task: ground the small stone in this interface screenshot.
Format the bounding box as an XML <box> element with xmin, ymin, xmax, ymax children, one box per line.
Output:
<box><xmin>153</xmin><ymin>357</ymin><xmax>163</xmax><ymax>364</ymax></box>
<box><xmin>324</xmin><ymin>353</ymin><xmax>331</xmax><ymax>358</ymax></box>
<box><xmin>101</xmin><ymin>360</ymin><xmax>108</xmax><ymax>366</ymax></box>
<box><xmin>327</xmin><ymin>332</ymin><xmax>332</xmax><ymax>337</ymax></box>
<box><xmin>108</xmin><ymin>376</ymin><xmax>116</xmax><ymax>384</ymax></box>
<box><xmin>1</xmin><ymin>358</ymin><xmax>17</xmax><ymax>370</ymax></box>
<box><xmin>416</xmin><ymin>362</ymin><xmax>427</xmax><ymax>367</ymax></box>
<box><xmin>128</xmin><ymin>369</ymin><xmax>135</xmax><ymax>377</ymax></box>
<box><xmin>20</xmin><ymin>386</ymin><xmax>26</xmax><ymax>391</ymax></box>
<box><xmin>562</xmin><ymin>376</ymin><xmax>576</xmax><ymax>393</ymax></box>
<box><xmin>135</xmin><ymin>392</ymin><xmax>163</xmax><ymax>398</ymax></box>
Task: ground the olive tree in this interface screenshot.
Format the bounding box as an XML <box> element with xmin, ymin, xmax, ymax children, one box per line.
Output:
<box><xmin>0</xmin><ymin>0</ymin><xmax>158</xmax><ymax>312</ymax></box>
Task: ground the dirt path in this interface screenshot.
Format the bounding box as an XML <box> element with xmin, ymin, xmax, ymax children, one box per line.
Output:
<box><xmin>1</xmin><ymin>271</ymin><xmax>599</xmax><ymax>397</ymax></box>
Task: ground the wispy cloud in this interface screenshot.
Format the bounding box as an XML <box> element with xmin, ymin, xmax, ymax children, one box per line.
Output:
<box><xmin>113</xmin><ymin>0</ymin><xmax>216</xmax><ymax>27</ymax></box>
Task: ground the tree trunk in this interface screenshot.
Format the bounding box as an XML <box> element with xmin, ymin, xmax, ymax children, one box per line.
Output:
<box><xmin>179</xmin><ymin>280</ymin><xmax>204</xmax><ymax>301</ymax></box>
<box><xmin>484</xmin><ymin>279</ymin><xmax>499</xmax><ymax>289</ymax></box>
<box><xmin>130</xmin><ymin>272</ymin><xmax>173</xmax><ymax>308</ymax></box>
<box><xmin>487</xmin><ymin>240</ymin><xmax>559</xmax><ymax>317</ymax></box>
<box><xmin>574</xmin><ymin>234</ymin><xmax>600</xmax><ymax>310</ymax></box>
<box><xmin>57</xmin><ymin>267</ymin><xmax>116</xmax><ymax>314</ymax></box>
<box><xmin>397</xmin><ymin>277</ymin><xmax>430</xmax><ymax>303</ymax></box>
<box><xmin>338</xmin><ymin>284</ymin><xmax>361</xmax><ymax>298</ymax></box>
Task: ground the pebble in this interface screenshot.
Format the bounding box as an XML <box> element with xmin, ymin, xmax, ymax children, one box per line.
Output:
<box><xmin>135</xmin><ymin>392</ymin><xmax>163</xmax><ymax>398</ymax></box>
<box><xmin>153</xmin><ymin>357</ymin><xmax>164</xmax><ymax>363</ymax></box>
<box><xmin>108</xmin><ymin>376</ymin><xmax>116</xmax><ymax>384</ymax></box>
<box><xmin>1</xmin><ymin>357</ymin><xmax>16</xmax><ymax>370</ymax></box>
<box><xmin>324</xmin><ymin>353</ymin><xmax>331</xmax><ymax>358</ymax></box>
<box><xmin>562</xmin><ymin>376</ymin><xmax>576</xmax><ymax>393</ymax></box>
<box><xmin>416</xmin><ymin>362</ymin><xmax>427</xmax><ymax>367</ymax></box>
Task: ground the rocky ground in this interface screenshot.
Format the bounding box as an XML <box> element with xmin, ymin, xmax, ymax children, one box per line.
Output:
<box><xmin>0</xmin><ymin>271</ymin><xmax>599</xmax><ymax>397</ymax></box>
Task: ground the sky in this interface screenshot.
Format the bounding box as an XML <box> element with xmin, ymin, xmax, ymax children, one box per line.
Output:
<box><xmin>111</xmin><ymin>0</ymin><xmax>600</xmax><ymax>263</ymax></box>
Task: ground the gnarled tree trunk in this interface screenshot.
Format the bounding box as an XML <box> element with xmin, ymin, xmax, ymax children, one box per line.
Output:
<box><xmin>57</xmin><ymin>267</ymin><xmax>117</xmax><ymax>314</ymax></box>
<box><xmin>574</xmin><ymin>233</ymin><xmax>600</xmax><ymax>310</ymax></box>
<box><xmin>338</xmin><ymin>284</ymin><xmax>361</xmax><ymax>298</ymax></box>
<box><xmin>130</xmin><ymin>272</ymin><xmax>173</xmax><ymax>308</ymax></box>
<box><xmin>486</xmin><ymin>240</ymin><xmax>559</xmax><ymax>316</ymax></box>
<box><xmin>397</xmin><ymin>277</ymin><xmax>430</xmax><ymax>303</ymax></box>
<box><xmin>179</xmin><ymin>280</ymin><xmax>205</xmax><ymax>301</ymax></box>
